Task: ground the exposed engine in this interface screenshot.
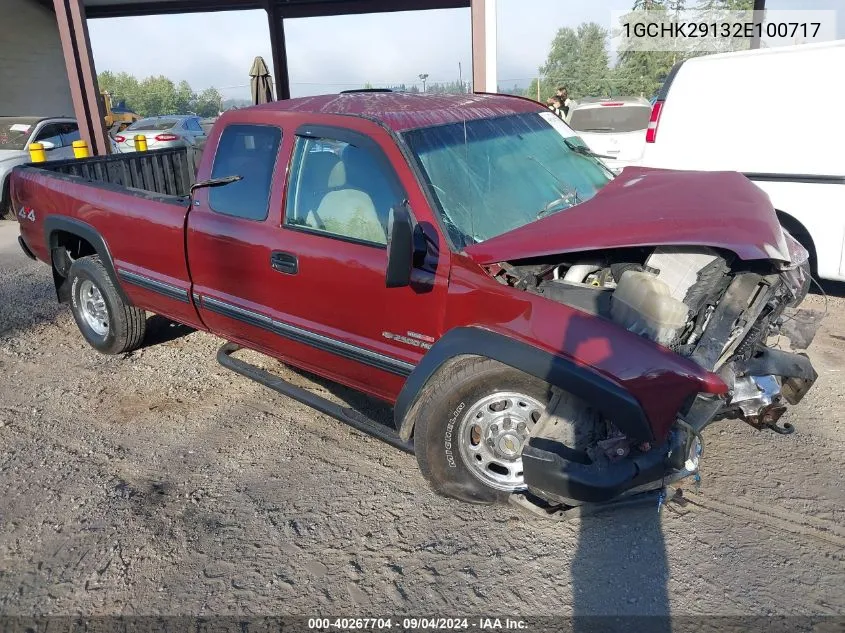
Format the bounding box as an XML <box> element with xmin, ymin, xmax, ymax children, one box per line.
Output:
<box><xmin>490</xmin><ymin>236</ymin><xmax>819</xmax><ymax>435</ymax></box>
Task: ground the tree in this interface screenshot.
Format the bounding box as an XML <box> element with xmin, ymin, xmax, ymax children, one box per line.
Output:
<box><xmin>525</xmin><ymin>0</ymin><xmax>756</xmax><ymax>104</ymax></box>
<box><xmin>174</xmin><ymin>80</ymin><xmax>195</xmax><ymax>115</ymax></box>
<box><xmin>537</xmin><ymin>22</ymin><xmax>611</xmax><ymax>100</ymax></box>
<box><xmin>612</xmin><ymin>5</ymin><xmax>677</xmax><ymax>97</ymax></box>
<box><xmin>98</xmin><ymin>71</ymin><xmax>142</xmax><ymax>112</ymax></box>
<box><xmin>194</xmin><ymin>88</ymin><xmax>223</xmax><ymax>117</ymax></box>
<box><xmin>697</xmin><ymin>0</ymin><xmax>753</xmax><ymax>10</ymax></box>
<box><xmin>97</xmin><ymin>71</ymin><xmax>226</xmax><ymax>117</ymax></box>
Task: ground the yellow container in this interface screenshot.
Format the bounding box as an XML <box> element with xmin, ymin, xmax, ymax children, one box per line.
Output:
<box><xmin>134</xmin><ymin>135</ymin><xmax>148</xmax><ymax>152</ymax></box>
<box><xmin>72</xmin><ymin>139</ymin><xmax>90</xmax><ymax>159</ymax></box>
<box><xmin>29</xmin><ymin>142</ymin><xmax>46</xmax><ymax>163</ymax></box>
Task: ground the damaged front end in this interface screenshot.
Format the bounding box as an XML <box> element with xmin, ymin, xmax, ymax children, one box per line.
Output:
<box><xmin>491</xmin><ymin>232</ymin><xmax>822</xmax><ymax>509</ymax></box>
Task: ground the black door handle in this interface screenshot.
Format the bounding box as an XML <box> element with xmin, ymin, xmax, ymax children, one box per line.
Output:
<box><xmin>270</xmin><ymin>251</ymin><xmax>298</xmax><ymax>275</ymax></box>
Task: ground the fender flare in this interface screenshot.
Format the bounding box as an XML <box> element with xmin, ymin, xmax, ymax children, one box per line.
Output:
<box><xmin>394</xmin><ymin>327</ymin><xmax>655</xmax><ymax>443</ymax></box>
<box><xmin>43</xmin><ymin>215</ymin><xmax>128</xmax><ymax>303</ymax></box>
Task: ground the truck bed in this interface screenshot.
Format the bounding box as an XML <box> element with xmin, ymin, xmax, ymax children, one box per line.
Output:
<box><xmin>32</xmin><ymin>146</ymin><xmax>201</xmax><ymax>199</ymax></box>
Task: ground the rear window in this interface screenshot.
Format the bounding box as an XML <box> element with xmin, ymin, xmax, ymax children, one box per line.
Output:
<box><xmin>127</xmin><ymin>118</ymin><xmax>180</xmax><ymax>131</ymax></box>
<box><xmin>568</xmin><ymin>105</ymin><xmax>651</xmax><ymax>134</ymax></box>
<box><xmin>208</xmin><ymin>124</ymin><xmax>282</xmax><ymax>221</ymax></box>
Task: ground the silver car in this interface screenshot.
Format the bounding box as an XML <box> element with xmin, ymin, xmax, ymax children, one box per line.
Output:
<box><xmin>1</xmin><ymin>116</ymin><xmax>80</xmax><ymax>219</ymax></box>
<box><xmin>115</xmin><ymin>115</ymin><xmax>207</xmax><ymax>153</ymax></box>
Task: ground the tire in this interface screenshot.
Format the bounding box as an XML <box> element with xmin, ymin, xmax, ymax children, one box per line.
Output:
<box><xmin>68</xmin><ymin>255</ymin><xmax>146</xmax><ymax>354</ymax></box>
<box><xmin>410</xmin><ymin>356</ymin><xmax>553</xmax><ymax>505</ymax></box>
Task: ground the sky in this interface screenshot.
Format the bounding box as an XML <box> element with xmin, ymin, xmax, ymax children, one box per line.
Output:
<box><xmin>86</xmin><ymin>0</ymin><xmax>845</xmax><ymax>102</ymax></box>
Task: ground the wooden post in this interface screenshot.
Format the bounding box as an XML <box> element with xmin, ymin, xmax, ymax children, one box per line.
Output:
<box><xmin>53</xmin><ymin>0</ymin><xmax>110</xmax><ymax>155</ymax></box>
<box><xmin>471</xmin><ymin>0</ymin><xmax>498</xmax><ymax>93</ymax></box>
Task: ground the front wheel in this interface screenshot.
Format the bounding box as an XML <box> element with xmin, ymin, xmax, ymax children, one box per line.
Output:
<box><xmin>410</xmin><ymin>357</ymin><xmax>552</xmax><ymax>504</ymax></box>
<box><xmin>68</xmin><ymin>255</ymin><xmax>147</xmax><ymax>354</ymax></box>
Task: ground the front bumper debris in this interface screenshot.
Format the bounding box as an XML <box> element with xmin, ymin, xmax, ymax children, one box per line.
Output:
<box><xmin>521</xmin><ymin>437</ymin><xmax>672</xmax><ymax>505</ymax></box>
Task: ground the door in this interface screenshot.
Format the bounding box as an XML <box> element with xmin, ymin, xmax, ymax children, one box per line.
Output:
<box><xmin>187</xmin><ymin>121</ymin><xmax>448</xmax><ymax>403</ymax></box>
<box><xmin>187</xmin><ymin>122</ymin><xmax>288</xmax><ymax>355</ymax></box>
<box><xmin>273</xmin><ymin>127</ymin><xmax>449</xmax><ymax>400</ymax></box>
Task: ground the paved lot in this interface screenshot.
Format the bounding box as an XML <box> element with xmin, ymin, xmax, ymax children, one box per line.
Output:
<box><xmin>0</xmin><ymin>219</ymin><xmax>843</xmax><ymax>617</ymax></box>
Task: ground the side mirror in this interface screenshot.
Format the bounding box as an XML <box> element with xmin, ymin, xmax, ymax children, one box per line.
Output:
<box><xmin>38</xmin><ymin>140</ymin><xmax>57</xmax><ymax>151</ymax></box>
<box><xmin>386</xmin><ymin>203</ymin><xmax>414</xmax><ymax>288</ymax></box>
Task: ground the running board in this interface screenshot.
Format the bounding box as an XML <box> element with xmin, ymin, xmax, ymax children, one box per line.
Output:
<box><xmin>216</xmin><ymin>342</ymin><xmax>414</xmax><ymax>454</ymax></box>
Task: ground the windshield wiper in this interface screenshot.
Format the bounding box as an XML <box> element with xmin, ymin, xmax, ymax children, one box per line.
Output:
<box><xmin>563</xmin><ymin>137</ymin><xmax>617</xmax><ymax>160</ymax></box>
<box><xmin>525</xmin><ymin>155</ymin><xmax>581</xmax><ymax>218</ymax></box>
<box><xmin>536</xmin><ymin>191</ymin><xmax>580</xmax><ymax>219</ymax></box>
<box><xmin>190</xmin><ymin>175</ymin><xmax>243</xmax><ymax>195</ymax></box>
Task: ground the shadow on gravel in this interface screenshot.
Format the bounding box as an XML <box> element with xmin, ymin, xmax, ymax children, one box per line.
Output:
<box><xmin>141</xmin><ymin>315</ymin><xmax>195</xmax><ymax>348</ymax></box>
<box><xmin>555</xmin><ymin>311</ymin><xmax>671</xmax><ymax>624</ymax></box>
<box><xmin>572</xmin><ymin>506</ymin><xmax>670</xmax><ymax>626</ymax></box>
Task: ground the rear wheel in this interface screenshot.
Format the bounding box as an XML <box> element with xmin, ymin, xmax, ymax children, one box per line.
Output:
<box><xmin>68</xmin><ymin>255</ymin><xmax>146</xmax><ymax>354</ymax></box>
<box><xmin>410</xmin><ymin>357</ymin><xmax>552</xmax><ymax>504</ymax></box>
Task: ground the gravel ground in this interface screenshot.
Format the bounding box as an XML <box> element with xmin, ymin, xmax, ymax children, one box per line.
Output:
<box><xmin>0</xmin><ymin>219</ymin><xmax>843</xmax><ymax>617</ymax></box>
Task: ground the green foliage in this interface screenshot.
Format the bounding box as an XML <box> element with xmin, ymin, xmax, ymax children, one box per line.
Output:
<box><xmin>538</xmin><ymin>22</ymin><xmax>611</xmax><ymax>100</ymax></box>
<box><xmin>383</xmin><ymin>81</ymin><xmax>467</xmax><ymax>94</ymax></box>
<box><xmin>194</xmin><ymin>88</ymin><xmax>223</xmax><ymax>118</ymax></box>
<box><xmin>97</xmin><ymin>71</ymin><xmax>223</xmax><ymax>117</ymax></box>
<box><xmin>697</xmin><ymin>0</ymin><xmax>753</xmax><ymax>10</ymax></box>
<box><xmin>524</xmin><ymin>0</ymin><xmax>754</xmax><ymax>103</ymax></box>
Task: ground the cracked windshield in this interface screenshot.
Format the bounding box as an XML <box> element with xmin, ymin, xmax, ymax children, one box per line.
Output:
<box><xmin>404</xmin><ymin>112</ymin><xmax>612</xmax><ymax>248</ymax></box>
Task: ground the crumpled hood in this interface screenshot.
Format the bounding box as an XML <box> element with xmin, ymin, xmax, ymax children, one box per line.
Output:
<box><xmin>464</xmin><ymin>167</ymin><xmax>790</xmax><ymax>265</ymax></box>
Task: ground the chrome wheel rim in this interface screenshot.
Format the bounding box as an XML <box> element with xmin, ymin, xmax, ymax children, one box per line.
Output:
<box><xmin>457</xmin><ymin>391</ymin><xmax>544</xmax><ymax>492</ymax></box>
<box><xmin>79</xmin><ymin>279</ymin><xmax>109</xmax><ymax>336</ymax></box>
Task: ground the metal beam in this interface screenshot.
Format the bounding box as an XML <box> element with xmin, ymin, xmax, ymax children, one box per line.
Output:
<box><xmin>266</xmin><ymin>3</ymin><xmax>290</xmax><ymax>99</ymax></box>
<box><xmin>54</xmin><ymin>0</ymin><xmax>110</xmax><ymax>155</ymax></box>
<box><xmin>275</xmin><ymin>0</ymin><xmax>467</xmax><ymax>19</ymax></box>
<box><xmin>470</xmin><ymin>0</ymin><xmax>496</xmax><ymax>93</ymax></box>
<box><xmin>85</xmin><ymin>0</ymin><xmax>467</xmax><ymax>19</ymax></box>
<box><xmin>750</xmin><ymin>0</ymin><xmax>767</xmax><ymax>49</ymax></box>
<box><xmin>85</xmin><ymin>0</ymin><xmax>260</xmax><ymax>18</ymax></box>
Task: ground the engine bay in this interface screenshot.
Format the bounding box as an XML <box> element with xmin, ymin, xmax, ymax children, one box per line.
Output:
<box><xmin>489</xmin><ymin>240</ymin><xmax>819</xmax><ymax>433</ymax></box>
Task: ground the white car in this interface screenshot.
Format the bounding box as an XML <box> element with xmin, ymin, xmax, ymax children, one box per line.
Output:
<box><xmin>565</xmin><ymin>97</ymin><xmax>652</xmax><ymax>173</ymax></box>
<box><xmin>638</xmin><ymin>40</ymin><xmax>845</xmax><ymax>282</ymax></box>
<box><xmin>0</xmin><ymin>116</ymin><xmax>79</xmax><ymax>219</ymax></box>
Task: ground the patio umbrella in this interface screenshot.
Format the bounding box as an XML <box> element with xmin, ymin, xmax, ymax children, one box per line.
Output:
<box><xmin>250</xmin><ymin>56</ymin><xmax>275</xmax><ymax>105</ymax></box>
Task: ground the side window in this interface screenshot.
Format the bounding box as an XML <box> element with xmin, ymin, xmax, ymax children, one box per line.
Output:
<box><xmin>208</xmin><ymin>124</ymin><xmax>281</xmax><ymax>221</ymax></box>
<box><xmin>190</xmin><ymin>119</ymin><xmax>204</xmax><ymax>133</ymax></box>
<box><xmin>34</xmin><ymin>123</ymin><xmax>65</xmax><ymax>149</ymax></box>
<box><xmin>284</xmin><ymin>136</ymin><xmax>402</xmax><ymax>246</ymax></box>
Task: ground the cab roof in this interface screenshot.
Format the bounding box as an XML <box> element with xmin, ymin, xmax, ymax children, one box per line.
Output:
<box><xmin>248</xmin><ymin>92</ymin><xmax>545</xmax><ymax>133</ymax></box>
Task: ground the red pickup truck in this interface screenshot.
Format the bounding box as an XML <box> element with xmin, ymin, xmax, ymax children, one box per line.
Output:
<box><xmin>11</xmin><ymin>92</ymin><xmax>820</xmax><ymax>515</ymax></box>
